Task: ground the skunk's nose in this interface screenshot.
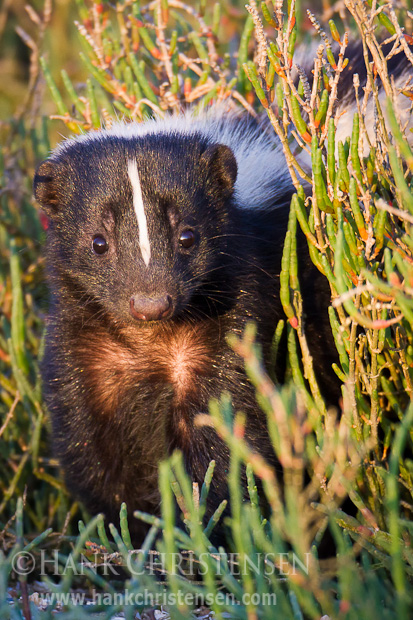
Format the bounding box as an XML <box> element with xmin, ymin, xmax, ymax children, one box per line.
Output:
<box><xmin>129</xmin><ymin>294</ymin><xmax>172</xmax><ymax>321</ymax></box>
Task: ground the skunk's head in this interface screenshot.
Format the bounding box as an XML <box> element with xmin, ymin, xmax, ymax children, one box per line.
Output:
<box><xmin>34</xmin><ymin>132</ymin><xmax>238</xmax><ymax>324</ymax></box>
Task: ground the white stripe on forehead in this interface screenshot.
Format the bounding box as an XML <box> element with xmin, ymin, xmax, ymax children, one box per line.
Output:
<box><xmin>127</xmin><ymin>159</ymin><xmax>151</xmax><ymax>267</ymax></box>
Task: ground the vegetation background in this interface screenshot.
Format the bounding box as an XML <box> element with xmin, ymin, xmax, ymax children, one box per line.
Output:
<box><xmin>1</xmin><ymin>0</ymin><xmax>413</xmax><ymax>618</ymax></box>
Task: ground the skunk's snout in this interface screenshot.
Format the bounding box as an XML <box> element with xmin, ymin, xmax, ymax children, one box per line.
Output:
<box><xmin>129</xmin><ymin>294</ymin><xmax>173</xmax><ymax>321</ymax></box>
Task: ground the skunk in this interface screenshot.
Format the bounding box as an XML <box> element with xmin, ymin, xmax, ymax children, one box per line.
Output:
<box><xmin>33</xmin><ymin>107</ymin><xmax>335</xmax><ymax>542</ymax></box>
<box><xmin>33</xmin><ymin>43</ymin><xmax>412</xmax><ymax>544</ymax></box>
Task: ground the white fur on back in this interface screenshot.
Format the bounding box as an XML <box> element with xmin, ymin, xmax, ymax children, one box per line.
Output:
<box><xmin>335</xmin><ymin>74</ymin><xmax>413</xmax><ymax>154</ymax></box>
<box><xmin>54</xmin><ymin>106</ymin><xmax>292</xmax><ymax>211</ymax></box>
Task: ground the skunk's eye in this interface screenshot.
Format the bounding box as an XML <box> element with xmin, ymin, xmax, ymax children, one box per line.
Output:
<box><xmin>92</xmin><ymin>235</ymin><xmax>108</xmax><ymax>255</ymax></box>
<box><xmin>179</xmin><ymin>229</ymin><xmax>196</xmax><ymax>249</ymax></box>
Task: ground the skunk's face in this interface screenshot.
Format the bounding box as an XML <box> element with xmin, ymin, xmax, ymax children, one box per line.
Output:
<box><xmin>34</xmin><ymin>133</ymin><xmax>238</xmax><ymax>324</ymax></box>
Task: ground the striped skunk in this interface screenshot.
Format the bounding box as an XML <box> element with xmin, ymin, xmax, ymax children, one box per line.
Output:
<box><xmin>33</xmin><ymin>108</ymin><xmax>334</xmax><ymax>542</ymax></box>
<box><xmin>33</xmin><ymin>44</ymin><xmax>412</xmax><ymax>545</ymax></box>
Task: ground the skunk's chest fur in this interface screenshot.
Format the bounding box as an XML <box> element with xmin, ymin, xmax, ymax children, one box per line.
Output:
<box><xmin>43</xmin><ymin>277</ymin><xmax>283</xmax><ymax>541</ymax></box>
<box><xmin>76</xmin><ymin>321</ymin><xmax>214</xmax><ymax>417</ymax></box>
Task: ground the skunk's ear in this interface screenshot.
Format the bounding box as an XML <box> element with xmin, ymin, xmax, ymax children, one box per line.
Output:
<box><xmin>200</xmin><ymin>144</ymin><xmax>238</xmax><ymax>198</ymax></box>
<box><xmin>33</xmin><ymin>159</ymin><xmax>62</xmax><ymax>215</ymax></box>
